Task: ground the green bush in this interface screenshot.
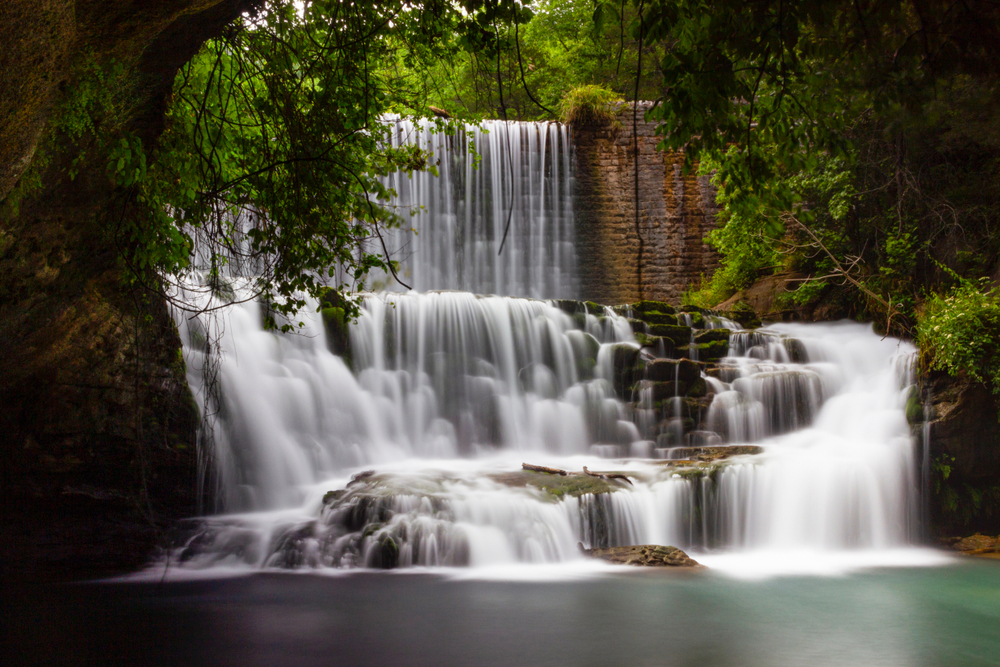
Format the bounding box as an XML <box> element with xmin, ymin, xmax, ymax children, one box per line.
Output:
<box><xmin>557</xmin><ymin>85</ymin><xmax>622</xmax><ymax>126</ymax></box>
<box><xmin>918</xmin><ymin>280</ymin><xmax>1000</xmax><ymax>398</ymax></box>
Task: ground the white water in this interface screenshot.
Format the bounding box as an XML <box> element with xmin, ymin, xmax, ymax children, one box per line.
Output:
<box><xmin>170</xmin><ymin>284</ymin><xmax>931</xmax><ymax>577</ymax></box>
<box><xmin>163</xmin><ymin>118</ymin><xmax>937</xmax><ymax>578</ymax></box>
<box><xmin>375</xmin><ymin>118</ymin><xmax>577</xmax><ymax>298</ymax></box>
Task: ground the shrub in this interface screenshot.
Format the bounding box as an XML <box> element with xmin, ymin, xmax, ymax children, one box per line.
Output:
<box><xmin>918</xmin><ymin>280</ymin><xmax>1000</xmax><ymax>398</ymax></box>
<box><xmin>557</xmin><ymin>85</ymin><xmax>622</xmax><ymax>126</ymax></box>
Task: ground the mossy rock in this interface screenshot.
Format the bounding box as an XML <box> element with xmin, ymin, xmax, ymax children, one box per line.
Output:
<box><xmin>633</xmin><ymin>310</ymin><xmax>678</xmax><ymax>326</ymax></box>
<box><xmin>721</xmin><ymin>304</ymin><xmax>762</xmax><ymax>329</ymax></box>
<box><xmin>567</xmin><ymin>330</ymin><xmax>601</xmax><ymax>380</ymax></box>
<box><xmin>682</xmin><ymin>339</ymin><xmax>728</xmax><ymax>362</ymax></box>
<box><xmin>489</xmin><ymin>470</ymin><xmax>619</xmax><ymax>499</ymax></box>
<box><xmin>551</xmin><ymin>299</ymin><xmax>584</xmax><ymax>315</ymax></box>
<box><xmin>685</xmin><ymin>377</ymin><xmax>708</xmax><ymax>398</ymax></box>
<box><xmin>631</xmin><ymin>300</ymin><xmax>677</xmax><ymax>316</ymax></box>
<box><xmin>627</xmin><ymin>318</ymin><xmax>648</xmax><ymax>334</ymax></box>
<box><xmin>782</xmin><ymin>337</ymin><xmax>808</xmax><ymax>363</ymax></box>
<box><xmin>634</xmin><ymin>333</ymin><xmax>677</xmax><ymax>357</ymax></box>
<box><xmin>583</xmin><ymin>300</ymin><xmax>606</xmax><ymax>313</ymax></box>
<box><xmin>668</xmin><ymin>445</ymin><xmax>764</xmax><ymax>462</ymax></box>
<box><xmin>676</xmin><ymin>311</ymin><xmax>705</xmax><ymax>327</ymax></box>
<box><xmin>647</xmin><ymin>323</ymin><xmax>694</xmax><ymax>346</ymax></box>
<box><xmin>645</xmin><ymin>358</ymin><xmax>702</xmax><ymax>384</ymax></box>
<box><xmin>694</xmin><ymin>328</ymin><xmax>731</xmax><ymax>344</ymax></box>
<box><xmin>607</xmin><ymin>343</ymin><xmax>643</xmax><ymax>393</ymax></box>
<box><xmin>632</xmin><ymin>380</ymin><xmax>688</xmax><ymax>402</ymax></box>
<box><xmin>905</xmin><ymin>386</ymin><xmax>924</xmax><ymax>425</ymax></box>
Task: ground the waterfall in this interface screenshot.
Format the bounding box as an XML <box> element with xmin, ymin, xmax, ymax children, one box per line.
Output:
<box><xmin>167</xmin><ymin>119</ymin><xmax>931</xmax><ymax>576</ymax></box>
<box><xmin>376</xmin><ymin>117</ymin><xmax>577</xmax><ymax>298</ymax></box>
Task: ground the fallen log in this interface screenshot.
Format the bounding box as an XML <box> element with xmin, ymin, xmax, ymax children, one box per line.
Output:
<box><xmin>522</xmin><ymin>463</ymin><xmax>568</xmax><ymax>476</ymax></box>
<box><xmin>582</xmin><ymin>466</ymin><xmax>633</xmax><ymax>485</ymax></box>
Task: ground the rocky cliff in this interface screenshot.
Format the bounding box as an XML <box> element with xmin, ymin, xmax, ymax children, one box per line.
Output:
<box><xmin>0</xmin><ymin>0</ymin><xmax>260</xmax><ymax>580</ymax></box>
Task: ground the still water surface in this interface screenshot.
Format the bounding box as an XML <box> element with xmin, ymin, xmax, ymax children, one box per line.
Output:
<box><xmin>9</xmin><ymin>559</ymin><xmax>1000</xmax><ymax>667</ymax></box>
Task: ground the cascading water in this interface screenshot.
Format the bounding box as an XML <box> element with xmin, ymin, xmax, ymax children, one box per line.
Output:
<box><xmin>166</xmin><ymin>119</ymin><xmax>939</xmax><ymax>577</ymax></box>
<box><xmin>375</xmin><ymin>117</ymin><xmax>577</xmax><ymax>298</ymax></box>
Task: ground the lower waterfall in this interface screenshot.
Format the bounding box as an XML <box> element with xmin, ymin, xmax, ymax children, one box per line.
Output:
<box><xmin>163</xmin><ymin>287</ymin><xmax>945</xmax><ymax>577</ymax></box>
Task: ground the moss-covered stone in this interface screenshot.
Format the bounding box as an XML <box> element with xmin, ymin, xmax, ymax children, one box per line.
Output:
<box><xmin>551</xmin><ymin>299</ymin><xmax>583</xmax><ymax>315</ymax></box>
<box><xmin>905</xmin><ymin>386</ymin><xmax>923</xmax><ymax>425</ymax></box>
<box><xmin>647</xmin><ymin>323</ymin><xmax>694</xmax><ymax>346</ymax></box>
<box><xmin>694</xmin><ymin>328</ymin><xmax>731</xmax><ymax>344</ymax></box>
<box><xmin>645</xmin><ymin>358</ymin><xmax>702</xmax><ymax>384</ymax></box>
<box><xmin>682</xmin><ymin>339</ymin><xmax>728</xmax><ymax>362</ymax></box>
<box><xmin>685</xmin><ymin>377</ymin><xmax>708</xmax><ymax>398</ymax></box>
<box><xmin>627</xmin><ymin>318</ymin><xmax>648</xmax><ymax>334</ymax></box>
<box><xmin>490</xmin><ymin>469</ymin><xmax>619</xmax><ymax>499</ymax></box>
<box><xmin>677</xmin><ymin>311</ymin><xmax>705</xmax><ymax>327</ymax></box>
<box><xmin>631</xmin><ymin>300</ymin><xmax>676</xmax><ymax>316</ymax></box>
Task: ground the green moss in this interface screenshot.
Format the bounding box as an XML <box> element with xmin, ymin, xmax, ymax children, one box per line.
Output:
<box><xmin>491</xmin><ymin>470</ymin><xmax>618</xmax><ymax>499</ymax></box>
<box><xmin>905</xmin><ymin>386</ymin><xmax>924</xmax><ymax>425</ymax></box>
<box><xmin>685</xmin><ymin>377</ymin><xmax>708</xmax><ymax>398</ymax></box>
<box><xmin>647</xmin><ymin>323</ymin><xmax>694</xmax><ymax>346</ymax></box>
<box><xmin>631</xmin><ymin>300</ymin><xmax>676</xmax><ymax>315</ymax></box>
<box><xmin>694</xmin><ymin>328</ymin><xmax>730</xmax><ymax>344</ymax></box>
<box><xmin>677</xmin><ymin>311</ymin><xmax>705</xmax><ymax>327</ymax></box>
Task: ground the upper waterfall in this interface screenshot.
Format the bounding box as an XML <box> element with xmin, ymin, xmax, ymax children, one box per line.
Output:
<box><xmin>377</xmin><ymin>118</ymin><xmax>577</xmax><ymax>298</ymax></box>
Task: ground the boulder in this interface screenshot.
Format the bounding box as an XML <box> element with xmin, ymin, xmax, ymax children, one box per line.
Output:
<box><xmin>582</xmin><ymin>544</ymin><xmax>702</xmax><ymax>567</ymax></box>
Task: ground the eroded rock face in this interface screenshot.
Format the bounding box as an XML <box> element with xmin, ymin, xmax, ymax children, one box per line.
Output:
<box><xmin>923</xmin><ymin>371</ymin><xmax>1000</xmax><ymax>536</ymax></box>
<box><xmin>582</xmin><ymin>544</ymin><xmax>702</xmax><ymax>568</ymax></box>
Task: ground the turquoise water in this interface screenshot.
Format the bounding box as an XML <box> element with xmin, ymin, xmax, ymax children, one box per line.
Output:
<box><xmin>7</xmin><ymin>560</ymin><xmax>1000</xmax><ymax>666</ymax></box>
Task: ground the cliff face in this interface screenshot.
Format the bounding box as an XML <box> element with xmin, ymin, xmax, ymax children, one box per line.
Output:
<box><xmin>921</xmin><ymin>372</ymin><xmax>1000</xmax><ymax>536</ymax></box>
<box><xmin>573</xmin><ymin>102</ymin><xmax>720</xmax><ymax>305</ymax></box>
<box><xmin>0</xmin><ymin>0</ymin><xmax>260</xmax><ymax>580</ymax></box>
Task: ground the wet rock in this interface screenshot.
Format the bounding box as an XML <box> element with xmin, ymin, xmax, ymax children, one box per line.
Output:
<box><xmin>924</xmin><ymin>371</ymin><xmax>1000</xmax><ymax>536</ymax></box>
<box><xmin>666</xmin><ymin>445</ymin><xmax>764</xmax><ymax>462</ymax></box>
<box><xmin>647</xmin><ymin>323</ymin><xmax>695</xmax><ymax>346</ymax></box>
<box><xmin>630</xmin><ymin>300</ymin><xmax>677</xmax><ymax>316</ymax></box>
<box><xmin>694</xmin><ymin>328</ymin><xmax>730</xmax><ymax>344</ymax></box>
<box><xmin>681</xmin><ymin>339</ymin><xmax>728</xmax><ymax>362</ymax></box>
<box><xmin>490</xmin><ymin>470</ymin><xmax>620</xmax><ymax>498</ymax></box>
<box><xmin>582</xmin><ymin>544</ymin><xmax>701</xmax><ymax>567</ymax></box>
<box><xmin>645</xmin><ymin>358</ymin><xmax>702</xmax><ymax>384</ymax></box>
<box><xmin>607</xmin><ymin>343</ymin><xmax>644</xmax><ymax>394</ymax></box>
<box><xmin>551</xmin><ymin>299</ymin><xmax>585</xmax><ymax>315</ymax></box>
<box><xmin>946</xmin><ymin>534</ymin><xmax>1000</xmax><ymax>558</ymax></box>
<box><xmin>676</xmin><ymin>311</ymin><xmax>705</xmax><ymax>327</ymax></box>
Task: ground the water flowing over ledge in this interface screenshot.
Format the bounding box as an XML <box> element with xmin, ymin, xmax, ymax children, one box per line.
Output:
<box><xmin>167</xmin><ymin>281</ymin><xmax>931</xmax><ymax>577</ymax></box>
<box><xmin>161</xmin><ymin>117</ymin><xmax>933</xmax><ymax>579</ymax></box>
<box><xmin>376</xmin><ymin>118</ymin><xmax>577</xmax><ymax>299</ymax></box>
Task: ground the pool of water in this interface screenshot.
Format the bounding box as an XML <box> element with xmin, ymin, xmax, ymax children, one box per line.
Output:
<box><xmin>7</xmin><ymin>558</ymin><xmax>1000</xmax><ymax>667</ymax></box>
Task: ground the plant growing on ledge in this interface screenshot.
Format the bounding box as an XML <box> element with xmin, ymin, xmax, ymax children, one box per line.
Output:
<box><xmin>558</xmin><ymin>84</ymin><xmax>622</xmax><ymax>126</ymax></box>
<box><xmin>918</xmin><ymin>279</ymin><xmax>1000</xmax><ymax>405</ymax></box>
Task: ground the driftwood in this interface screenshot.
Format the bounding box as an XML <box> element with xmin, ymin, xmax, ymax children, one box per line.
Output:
<box><xmin>582</xmin><ymin>466</ymin><xmax>633</xmax><ymax>485</ymax></box>
<box><xmin>428</xmin><ymin>105</ymin><xmax>451</xmax><ymax>119</ymax></box>
<box><xmin>522</xmin><ymin>463</ymin><xmax>567</xmax><ymax>476</ymax></box>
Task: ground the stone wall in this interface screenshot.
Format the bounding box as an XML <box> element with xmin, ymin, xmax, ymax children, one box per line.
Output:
<box><xmin>573</xmin><ymin>102</ymin><xmax>720</xmax><ymax>305</ymax></box>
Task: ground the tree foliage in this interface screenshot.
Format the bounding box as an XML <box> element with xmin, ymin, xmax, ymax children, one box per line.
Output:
<box><xmin>607</xmin><ymin>0</ymin><xmax>1000</xmax><ymax>336</ymax></box>
<box><xmin>102</xmin><ymin>0</ymin><xmax>537</xmax><ymax>327</ymax></box>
